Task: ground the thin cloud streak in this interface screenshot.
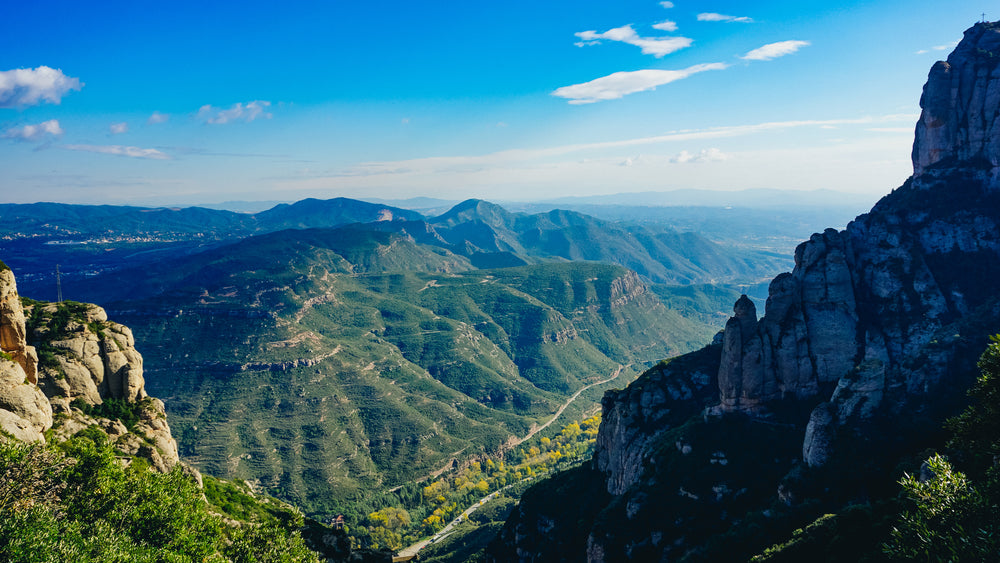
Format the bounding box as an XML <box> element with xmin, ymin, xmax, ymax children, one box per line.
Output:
<box><xmin>915</xmin><ymin>40</ymin><xmax>959</xmax><ymax>54</ymax></box>
<box><xmin>63</xmin><ymin>144</ymin><xmax>171</xmax><ymax>160</ymax></box>
<box><xmin>697</xmin><ymin>13</ymin><xmax>753</xmax><ymax>23</ymax></box>
<box><xmin>301</xmin><ymin>114</ymin><xmax>918</xmax><ymax>178</ymax></box>
<box><xmin>553</xmin><ymin>63</ymin><xmax>727</xmax><ymax>104</ymax></box>
<box><xmin>742</xmin><ymin>40</ymin><xmax>811</xmax><ymax>61</ymax></box>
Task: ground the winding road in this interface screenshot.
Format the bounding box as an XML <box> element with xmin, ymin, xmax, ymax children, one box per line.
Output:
<box><xmin>395</xmin><ymin>363</ymin><xmax>629</xmax><ymax>558</ymax></box>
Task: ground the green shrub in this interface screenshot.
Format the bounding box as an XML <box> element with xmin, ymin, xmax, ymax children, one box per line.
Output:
<box><xmin>71</xmin><ymin>397</ymin><xmax>142</xmax><ymax>431</ymax></box>
<box><xmin>0</xmin><ymin>434</ymin><xmax>322</xmax><ymax>562</ymax></box>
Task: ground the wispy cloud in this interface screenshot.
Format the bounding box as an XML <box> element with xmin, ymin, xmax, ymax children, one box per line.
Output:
<box><xmin>0</xmin><ymin>66</ymin><xmax>82</xmax><ymax>108</ymax></box>
<box><xmin>659</xmin><ymin>1</ymin><xmax>674</xmax><ymax>8</ymax></box>
<box><xmin>574</xmin><ymin>25</ymin><xmax>692</xmax><ymax>58</ymax></box>
<box><xmin>270</xmin><ymin>115</ymin><xmax>916</xmax><ymax>199</ymax></box>
<box><xmin>348</xmin><ymin>114</ymin><xmax>916</xmax><ymax>170</ymax></box>
<box><xmin>109</xmin><ymin>122</ymin><xmax>128</xmax><ymax>135</ymax></box>
<box><xmin>742</xmin><ymin>40</ymin><xmax>810</xmax><ymax>61</ymax></box>
<box><xmin>652</xmin><ymin>20</ymin><xmax>679</xmax><ymax>32</ymax></box>
<box><xmin>672</xmin><ymin>148</ymin><xmax>728</xmax><ymax>163</ymax></box>
<box><xmin>63</xmin><ymin>144</ymin><xmax>170</xmax><ymax>160</ymax></box>
<box><xmin>697</xmin><ymin>13</ymin><xmax>752</xmax><ymax>23</ymax></box>
<box><xmin>553</xmin><ymin>63</ymin><xmax>727</xmax><ymax>104</ymax></box>
<box><xmin>196</xmin><ymin>100</ymin><xmax>272</xmax><ymax>124</ymax></box>
<box><xmin>915</xmin><ymin>40</ymin><xmax>959</xmax><ymax>55</ymax></box>
<box><xmin>3</xmin><ymin>119</ymin><xmax>63</xmax><ymax>142</ymax></box>
<box><xmin>147</xmin><ymin>111</ymin><xmax>169</xmax><ymax>125</ymax></box>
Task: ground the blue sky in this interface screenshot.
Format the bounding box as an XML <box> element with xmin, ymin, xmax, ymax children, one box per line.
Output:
<box><xmin>0</xmin><ymin>0</ymin><xmax>990</xmax><ymax>206</ymax></box>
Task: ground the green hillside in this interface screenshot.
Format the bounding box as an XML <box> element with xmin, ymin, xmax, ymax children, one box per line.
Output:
<box><xmin>75</xmin><ymin>227</ymin><xmax>718</xmax><ymax>519</ymax></box>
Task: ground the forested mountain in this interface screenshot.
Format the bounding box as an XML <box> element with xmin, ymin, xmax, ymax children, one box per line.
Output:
<box><xmin>40</xmin><ymin>224</ymin><xmax>716</xmax><ymax>516</ymax></box>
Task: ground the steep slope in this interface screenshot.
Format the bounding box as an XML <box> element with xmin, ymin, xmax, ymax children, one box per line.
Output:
<box><xmin>489</xmin><ymin>21</ymin><xmax>1000</xmax><ymax>562</ymax></box>
<box><xmin>54</xmin><ymin>226</ymin><xmax>705</xmax><ymax>518</ymax></box>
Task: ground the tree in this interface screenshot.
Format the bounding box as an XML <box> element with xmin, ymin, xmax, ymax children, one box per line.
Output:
<box><xmin>883</xmin><ymin>454</ymin><xmax>992</xmax><ymax>561</ymax></box>
<box><xmin>946</xmin><ymin>334</ymin><xmax>1000</xmax><ymax>475</ymax></box>
<box><xmin>883</xmin><ymin>336</ymin><xmax>1000</xmax><ymax>561</ymax></box>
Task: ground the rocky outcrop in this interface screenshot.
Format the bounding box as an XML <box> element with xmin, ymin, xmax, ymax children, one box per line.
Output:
<box><xmin>708</xmin><ymin>24</ymin><xmax>1000</xmax><ymax>467</ymax></box>
<box><xmin>913</xmin><ymin>22</ymin><xmax>1000</xmax><ymax>176</ymax></box>
<box><xmin>595</xmin><ymin>344</ymin><xmax>720</xmax><ymax>495</ymax></box>
<box><xmin>0</xmin><ymin>264</ymin><xmax>179</xmax><ymax>472</ymax></box>
<box><xmin>489</xmin><ymin>21</ymin><xmax>1000</xmax><ymax>563</ymax></box>
<box><xmin>0</xmin><ymin>266</ymin><xmax>51</xmax><ymax>441</ymax></box>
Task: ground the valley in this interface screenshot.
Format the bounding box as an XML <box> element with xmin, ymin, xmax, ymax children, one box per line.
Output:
<box><xmin>0</xmin><ymin>196</ymin><xmax>813</xmax><ymax>528</ymax></box>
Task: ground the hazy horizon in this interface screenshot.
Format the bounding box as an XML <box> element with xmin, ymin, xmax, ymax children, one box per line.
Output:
<box><xmin>1</xmin><ymin>1</ymin><xmax>989</xmax><ymax>206</ymax></box>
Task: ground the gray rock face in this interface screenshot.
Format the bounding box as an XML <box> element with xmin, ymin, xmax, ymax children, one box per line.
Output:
<box><xmin>913</xmin><ymin>22</ymin><xmax>1000</xmax><ymax>177</ymax></box>
<box><xmin>716</xmin><ymin>228</ymin><xmax>861</xmax><ymax>416</ymax></box>
<box><xmin>595</xmin><ymin>345</ymin><xmax>719</xmax><ymax>495</ymax></box>
<box><xmin>489</xmin><ymin>21</ymin><xmax>1000</xmax><ymax>563</ymax></box>
<box><xmin>708</xmin><ymin>25</ymin><xmax>1000</xmax><ymax>464</ymax></box>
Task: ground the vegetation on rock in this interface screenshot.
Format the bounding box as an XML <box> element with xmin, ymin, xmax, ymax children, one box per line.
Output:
<box><xmin>0</xmin><ymin>429</ymin><xmax>319</xmax><ymax>562</ymax></box>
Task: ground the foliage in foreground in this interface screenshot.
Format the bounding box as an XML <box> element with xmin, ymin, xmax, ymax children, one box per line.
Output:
<box><xmin>754</xmin><ymin>335</ymin><xmax>1000</xmax><ymax>562</ymax></box>
<box><xmin>0</xmin><ymin>428</ymin><xmax>320</xmax><ymax>563</ymax></box>
<box><xmin>881</xmin><ymin>335</ymin><xmax>1000</xmax><ymax>561</ymax></box>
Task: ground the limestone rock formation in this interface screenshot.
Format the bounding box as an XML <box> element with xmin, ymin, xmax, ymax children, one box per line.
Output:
<box><xmin>0</xmin><ymin>263</ymin><xmax>179</xmax><ymax>472</ymax></box>
<box><xmin>706</xmin><ymin>25</ymin><xmax>1000</xmax><ymax>466</ymax></box>
<box><xmin>913</xmin><ymin>22</ymin><xmax>1000</xmax><ymax>176</ymax></box>
<box><xmin>0</xmin><ymin>266</ymin><xmax>51</xmax><ymax>441</ymax></box>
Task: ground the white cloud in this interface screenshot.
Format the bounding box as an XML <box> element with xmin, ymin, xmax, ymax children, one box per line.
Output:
<box><xmin>2</xmin><ymin>119</ymin><xmax>63</xmax><ymax>142</ymax></box>
<box><xmin>63</xmin><ymin>144</ymin><xmax>170</xmax><ymax>160</ymax></box>
<box><xmin>0</xmin><ymin>66</ymin><xmax>82</xmax><ymax>108</ymax></box>
<box><xmin>110</xmin><ymin>122</ymin><xmax>128</xmax><ymax>135</ymax></box>
<box><xmin>671</xmin><ymin>148</ymin><xmax>728</xmax><ymax>163</ymax></box>
<box><xmin>552</xmin><ymin>62</ymin><xmax>727</xmax><ymax>104</ymax></box>
<box><xmin>147</xmin><ymin>111</ymin><xmax>169</xmax><ymax>124</ymax></box>
<box><xmin>652</xmin><ymin>20</ymin><xmax>678</xmax><ymax>32</ymax></box>
<box><xmin>575</xmin><ymin>24</ymin><xmax>692</xmax><ymax>57</ymax></box>
<box><xmin>741</xmin><ymin>40</ymin><xmax>810</xmax><ymax>61</ymax></box>
<box><xmin>697</xmin><ymin>13</ymin><xmax>752</xmax><ymax>23</ymax></box>
<box><xmin>196</xmin><ymin>100</ymin><xmax>272</xmax><ymax>124</ymax></box>
<box><xmin>660</xmin><ymin>1</ymin><xmax>674</xmax><ymax>8</ymax></box>
<box><xmin>915</xmin><ymin>40</ymin><xmax>959</xmax><ymax>55</ymax></box>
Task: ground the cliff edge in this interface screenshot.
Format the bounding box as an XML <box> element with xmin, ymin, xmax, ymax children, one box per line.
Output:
<box><xmin>489</xmin><ymin>21</ymin><xmax>1000</xmax><ymax>562</ymax></box>
<box><xmin>0</xmin><ymin>262</ymin><xmax>180</xmax><ymax>472</ymax></box>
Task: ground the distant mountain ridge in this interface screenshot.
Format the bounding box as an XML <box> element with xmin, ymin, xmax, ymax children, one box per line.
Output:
<box><xmin>3</xmin><ymin>196</ymin><xmax>790</xmax><ymax>299</ymax></box>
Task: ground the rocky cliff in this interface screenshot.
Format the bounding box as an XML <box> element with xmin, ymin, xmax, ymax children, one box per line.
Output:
<box><xmin>0</xmin><ymin>262</ymin><xmax>179</xmax><ymax>472</ymax></box>
<box><xmin>489</xmin><ymin>21</ymin><xmax>1000</xmax><ymax>562</ymax></box>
